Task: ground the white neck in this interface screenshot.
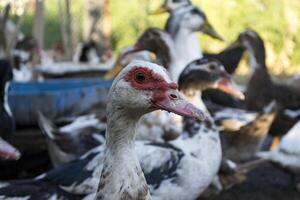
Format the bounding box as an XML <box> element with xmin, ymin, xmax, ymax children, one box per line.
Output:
<box><xmin>96</xmin><ymin>104</ymin><xmax>150</xmax><ymax>200</ymax></box>
<box><xmin>171</xmin><ymin>29</ymin><xmax>202</xmax><ymax>82</ymax></box>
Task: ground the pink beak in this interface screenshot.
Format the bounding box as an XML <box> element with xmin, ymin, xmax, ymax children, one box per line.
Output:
<box><xmin>152</xmin><ymin>89</ymin><xmax>206</xmax><ymax>120</ymax></box>
<box><xmin>0</xmin><ymin>137</ymin><xmax>21</xmax><ymax>160</ymax></box>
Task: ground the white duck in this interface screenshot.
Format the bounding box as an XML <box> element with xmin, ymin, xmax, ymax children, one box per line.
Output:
<box><xmin>107</xmin><ymin>6</ymin><xmax>222</xmax><ymax>82</ymax></box>
<box><xmin>95</xmin><ymin>60</ymin><xmax>204</xmax><ymax>200</ymax></box>
<box><xmin>258</xmin><ymin>120</ymin><xmax>300</xmax><ymax>190</ymax></box>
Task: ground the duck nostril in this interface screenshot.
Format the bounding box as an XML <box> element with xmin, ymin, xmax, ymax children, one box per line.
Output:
<box><xmin>169</xmin><ymin>93</ymin><xmax>178</xmax><ymax>99</ymax></box>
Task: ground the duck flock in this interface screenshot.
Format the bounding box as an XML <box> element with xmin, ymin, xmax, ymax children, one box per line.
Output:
<box><xmin>0</xmin><ymin>0</ymin><xmax>300</xmax><ymax>200</ymax></box>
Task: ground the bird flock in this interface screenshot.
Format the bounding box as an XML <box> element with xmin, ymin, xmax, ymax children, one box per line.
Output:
<box><xmin>0</xmin><ymin>0</ymin><xmax>300</xmax><ymax>200</ymax></box>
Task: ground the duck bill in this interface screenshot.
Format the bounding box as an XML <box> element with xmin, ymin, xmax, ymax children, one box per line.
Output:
<box><xmin>0</xmin><ymin>138</ymin><xmax>21</xmax><ymax>160</ymax></box>
<box><xmin>104</xmin><ymin>45</ymin><xmax>143</xmax><ymax>79</ymax></box>
<box><xmin>202</xmin><ymin>22</ymin><xmax>223</xmax><ymax>41</ymax></box>
<box><xmin>217</xmin><ymin>78</ymin><xmax>245</xmax><ymax>100</ymax></box>
<box><xmin>152</xmin><ymin>89</ymin><xmax>206</xmax><ymax>120</ymax></box>
<box><xmin>150</xmin><ymin>3</ymin><xmax>168</xmax><ymax>15</ymax></box>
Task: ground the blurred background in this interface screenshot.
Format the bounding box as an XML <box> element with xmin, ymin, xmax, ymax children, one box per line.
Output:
<box><xmin>2</xmin><ymin>0</ymin><xmax>300</xmax><ymax>75</ymax></box>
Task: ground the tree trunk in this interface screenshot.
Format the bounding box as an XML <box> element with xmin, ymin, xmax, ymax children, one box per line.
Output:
<box><xmin>33</xmin><ymin>0</ymin><xmax>44</xmax><ymax>50</ymax></box>
<box><xmin>65</xmin><ymin>0</ymin><xmax>73</xmax><ymax>60</ymax></box>
<box><xmin>101</xmin><ymin>0</ymin><xmax>111</xmax><ymax>50</ymax></box>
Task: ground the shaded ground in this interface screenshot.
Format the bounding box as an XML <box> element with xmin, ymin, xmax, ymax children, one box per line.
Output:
<box><xmin>204</xmin><ymin>163</ymin><xmax>300</xmax><ymax>200</ymax></box>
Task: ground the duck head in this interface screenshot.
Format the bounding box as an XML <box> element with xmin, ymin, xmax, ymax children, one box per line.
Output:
<box><xmin>151</xmin><ymin>0</ymin><xmax>192</xmax><ymax>14</ymax></box>
<box><xmin>121</xmin><ymin>28</ymin><xmax>173</xmax><ymax>66</ymax></box>
<box><xmin>108</xmin><ymin>60</ymin><xmax>205</xmax><ymax>120</ymax></box>
<box><xmin>105</xmin><ymin>28</ymin><xmax>174</xmax><ymax>79</ymax></box>
<box><xmin>179</xmin><ymin>58</ymin><xmax>244</xmax><ymax>100</ymax></box>
<box><xmin>168</xmin><ymin>6</ymin><xmax>223</xmax><ymax>41</ymax></box>
<box><xmin>230</xmin><ymin>29</ymin><xmax>266</xmax><ymax>65</ymax></box>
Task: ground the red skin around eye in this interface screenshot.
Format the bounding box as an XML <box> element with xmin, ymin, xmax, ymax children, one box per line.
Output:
<box><xmin>125</xmin><ymin>66</ymin><xmax>178</xmax><ymax>91</ymax></box>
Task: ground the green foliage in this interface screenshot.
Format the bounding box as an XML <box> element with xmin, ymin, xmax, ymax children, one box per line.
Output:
<box><xmin>16</xmin><ymin>0</ymin><xmax>300</xmax><ymax>72</ymax></box>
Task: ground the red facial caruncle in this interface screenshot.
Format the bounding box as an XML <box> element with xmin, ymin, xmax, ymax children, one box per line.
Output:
<box><xmin>124</xmin><ymin>65</ymin><xmax>205</xmax><ymax>120</ymax></box>
<box><xmin>124</xmin><ymin>66</ymin><xmax>178</xmax><ymax>91</ymax></box>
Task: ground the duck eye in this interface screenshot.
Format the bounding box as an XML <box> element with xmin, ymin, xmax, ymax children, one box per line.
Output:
<box><xmin>135</xmin><ymin>72</ymin><xmax>146</xmax><ymax>83</ymax></box>
<box><xmin>209</xmin><ymin>65</ymin><xmax>216</xmax><ymax>70</ymax></box>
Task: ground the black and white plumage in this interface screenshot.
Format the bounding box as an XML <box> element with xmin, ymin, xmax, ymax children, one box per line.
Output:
<box><xmin>38</xmin><ymin>112</ymin><xmax>106</xmax><ymax>167</ymax></box>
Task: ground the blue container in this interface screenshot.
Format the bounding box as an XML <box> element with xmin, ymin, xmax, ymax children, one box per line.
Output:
<box><xmin>8</xmin><ymin>79</ymin><xmax>113</xmax><ymax>126</ymax></box>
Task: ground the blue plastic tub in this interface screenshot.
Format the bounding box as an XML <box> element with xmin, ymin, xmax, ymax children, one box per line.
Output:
<box><xmin>8</xmin><ymin>79</ymin><xmax>113</xmax><ymax>126</ymax></box>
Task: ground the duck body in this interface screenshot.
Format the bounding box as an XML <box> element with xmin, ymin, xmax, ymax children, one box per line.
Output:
<box><xmin>38</xmin><ymin>113</ymin><xmax>106</xmax><ymax>167</ymax></box>
<box><xmin>221</xmin><ymin>107</ymin><xmax>276</xmax><ymax>163</ymax></box>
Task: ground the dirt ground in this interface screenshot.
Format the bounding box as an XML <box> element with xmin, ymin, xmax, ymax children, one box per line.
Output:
<box><xmin>204</xmin><ymin>162</ymin><xmax>300</xmax><ymax>200</ymax></box>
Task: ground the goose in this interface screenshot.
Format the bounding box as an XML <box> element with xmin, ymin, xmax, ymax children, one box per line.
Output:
<box><xmin>257</xmin><ymin>120</ymin><xmax>300</xmax><ymax>190</ymax></box>
<box><xmin>232</xmin><ymin>29</ymin><xmax>300</xmax><ymax>149</ymax></box>
<box><xmin>0</xmin><ymin>60</ymin><xmax>204</xmax><ymax>200</ymax></box>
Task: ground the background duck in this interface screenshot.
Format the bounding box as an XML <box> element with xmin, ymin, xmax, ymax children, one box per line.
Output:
<box><xmin>38</xmin><ymin>112</ymin><xmax>106</xmax><ymax>167</ymax></box>
<box><xmin>234</xmin><ymin>29</ymin><xmax>300</xmax><ymax>149</ymax></box>
<box><xmin>221</xmin><ymin>102</ymin><xmax>277</xmax><ymax>163</ymax></box>
<box><xmin>154</xmin><ymin>0</ymin><xmax>244</xmax><ymax>75</ymax></box>
<box><xmin>106</xmin><ymin>5</ymin><xmax>222</xmax><ymax>82</ymax></box>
